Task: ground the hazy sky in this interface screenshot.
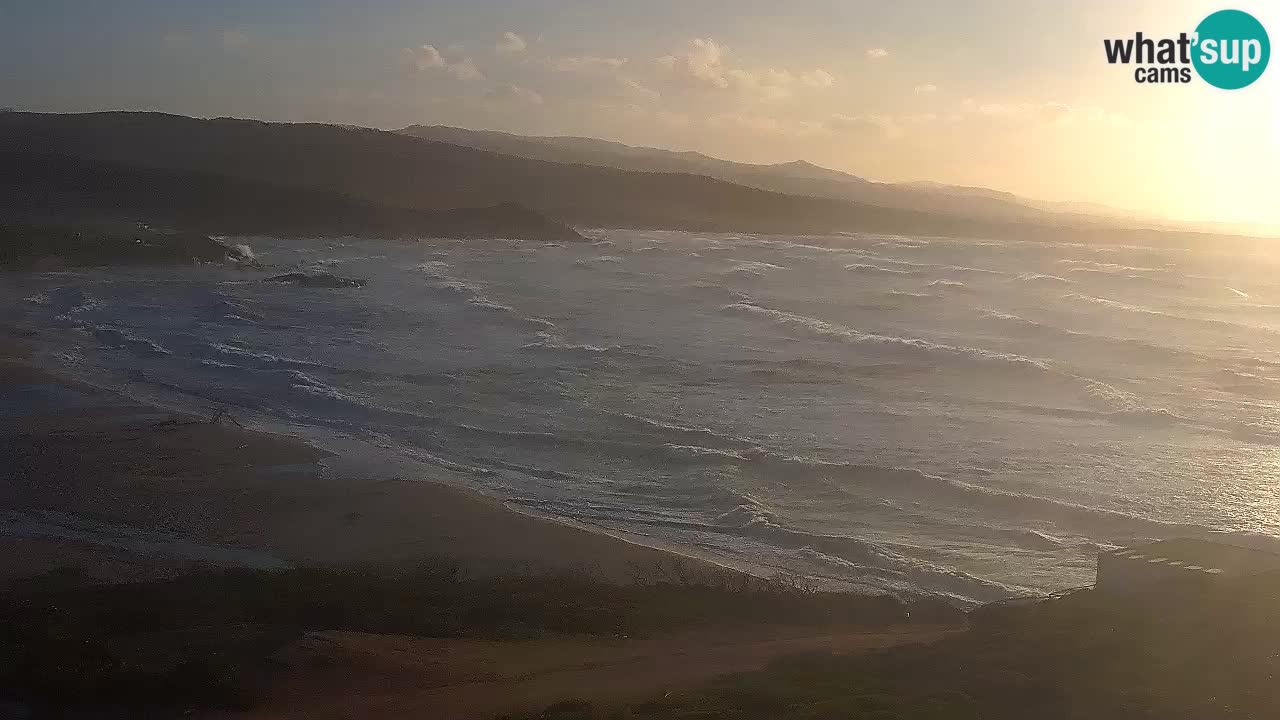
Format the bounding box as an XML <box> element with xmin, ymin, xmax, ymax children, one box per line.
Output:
<box><xmin>3</xmin><ymin>0</ymin><xmax>1277</xmax><ymax>225</ymax></box>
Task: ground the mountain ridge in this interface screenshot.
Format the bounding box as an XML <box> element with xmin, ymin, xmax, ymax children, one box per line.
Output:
<box><xmin>395</xmin><ymin>124</ymin><xmax>1131</xmax><ymax>225</ymax></box>
<box><xmin>0</xmin><ymin>111</ymin><xmax>1266</xmax><ymax>247</ymax></box>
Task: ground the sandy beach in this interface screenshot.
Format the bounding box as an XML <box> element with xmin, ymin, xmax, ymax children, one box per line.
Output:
<box><xmin>2</xmin><ymin>325</ymin><xmax>967</xmax><ymax>718</ymax></box>
<box><xmin>0</xmin><ymin>327</ymin><xmax>725</xmax><ymax>587</ymax></box>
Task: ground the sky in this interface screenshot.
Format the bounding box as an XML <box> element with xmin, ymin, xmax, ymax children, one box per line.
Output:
<box><xmin>2</xmin><ymin>0</ymin><xmax>1278</xmax><ymax>226</ymax></box>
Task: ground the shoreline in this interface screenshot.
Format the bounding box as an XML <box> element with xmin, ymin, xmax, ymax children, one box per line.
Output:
<box><xmin>0</xmin><ymin>326</ymin><xmax>742</xmax><ymax>588</ymax></box>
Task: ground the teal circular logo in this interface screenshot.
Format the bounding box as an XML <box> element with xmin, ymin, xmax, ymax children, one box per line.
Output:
<box><xmin>1193</xmin><ymin>10</ymin><xmax>1270</xmax><ymax>89</ymax></box>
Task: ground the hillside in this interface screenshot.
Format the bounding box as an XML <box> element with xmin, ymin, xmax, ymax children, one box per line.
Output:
<box><xmin>0</xmin><ymin>223</ymin><xmax>251</xmax><ymax>269</ymax></box>
<box><xmin>0</xmin><ymin>112</ymin><xmax>1261</xmax><ymax>247</ymax></box>
<box><xmin>397</xmin><ymin>124</ymin><xmax>1078</xmax><ymax>224</ymax></box>
<box><xmin>0</xmin><ymin>151</ymin><xmax>583</xmax><ymax>242</ymax></box>
<box><xmin>0</xmin><ymin>111</ymin><xmax>968</xmax><ymax>235</ymax></box>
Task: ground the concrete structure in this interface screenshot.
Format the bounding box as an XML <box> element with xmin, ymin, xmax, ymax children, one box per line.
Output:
<box><xmin>1096</xmin><ymin>538</ymin><xmax>1280</xmax><ymax>592</ymax></box>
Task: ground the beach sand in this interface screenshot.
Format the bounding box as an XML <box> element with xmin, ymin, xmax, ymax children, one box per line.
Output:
<box><xmin>2</xmin><ymin>327</ymin><xmax>963</xmax><ymax>720</ymax></box>
<box><xmin>0</xmin><ymin>328</ymin><xmax>723</xmax><ymax>587</ymax></box>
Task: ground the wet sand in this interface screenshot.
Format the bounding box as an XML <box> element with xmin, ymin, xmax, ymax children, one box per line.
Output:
<box><xmin>0</xmin><ymin>328</ymin><xmax>727</xmax><ymax>586</ymax></box>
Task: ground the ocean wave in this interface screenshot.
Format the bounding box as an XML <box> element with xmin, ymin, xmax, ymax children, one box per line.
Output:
<box><xmin>90</xmin><ymin>325</ymin><xmax>171</xmax><ymax>356</ymax></box>
<box><xmin>844</xmin><ymin>263</ymin><xmax>919</xmax><ymax>276</ymax></box>
<box><xmin>211</xmin><ymin>342</ymin><xmax>290</xmax><ymax>365</ymax></box>
<box><xmin>978</xmin><ymin>310</ymin><xmax>1060</xmax><ymax>337</ymax></box>
<box><xmin>794</xmin><ymin>547</ymin><xmax>1026</xmax><ymax>603</ymax></box>
<box><xmin>51</xmin><ymin>291</ymin><xmax>101</xmax><ymax>322</ymax></box>
<box><xmin>978</xmin><ymin>309</ymin><xmax>1246</xmax><ymax>374</ymax></box>
<box><xmin>467</xmin><ymin>299</ymin><xmax>517</xmax><ymax>313</ymax></box>
<box><xmin>230</xmin><ymin>243</ymin><xmax>257</xmax><ymax>262</ymax></box>
<box><xmin>698</xmin><ymin>496</ymin><xmax>1039</xmax><ymax>601</ymax></box>
<box><xmin>1105</xmin><ymin>407</ymin><xmax>1187</xmax><ymax>427</ymax></box>
<box><xmin>1066</xmin><ymin>267</ymin><xmax>1186</xmax><ymax>289</ymax></box>
<box><xmin>652</xmin><ymin>447</ymin><xmax>1208</xmax><ymax>541</ymax></box>
<box><xmin>1213</xmin><ymin>369</ymin><xmax>1279</xmax><ymax>397</ymax></box>
<box><xmin>1077</xmin><ymin>381</ymin><xmax>1189</xmax><ymax>426</ymax></box>
<box><xmin>721</xmin><ymin>261</ymin><xmax>789</xmax><ymax>278</ymax></box>
<box><xmin>1081</xmin><ymin>379</ymin><xmax>1142</xmax><ymax>410</ymax></box>
<box><xmin>721</xmin><ymin>302</ymin><xmax>1051</xmax><ymax>372</ymax></box>
<box><xmin>573</xmin><ymin>255</ymin><xmax>624</xmax><ymax>267</ymax></box>
<box><xmin>1231</xmin><ymin>421</ymin><xmax>1280</xmax><ymax>446</ymax></box>
<box><xmin>279</xmin><ymin>370</ymin><xmax>349</xmax><ymax>399</ymax></box>
<box><xmin>836</xmin><ymin>250</ymin><xmax>1006</xmax><ymax>278</ymax></box>
<box><xmin>520</xmin><ymin>331</ymin><xmax>618</xmax><ymax>355</ymax></box>
<box><xmin>610</xmin><ymin>411</ymin><xmax>756</xmax><ymax>447</ymax></box>
<box><xmin>1064</xmin><ymin>293</ymin><xmax>1279</xmax><ymax>335</ymax></box>
<box><xmin>1056</xmin><ymin>259</ymin><xmax>1174</xmax><ymax>275</ymax></box>
<box><xmin>723</xmin><ymin>357</ymin><xmax>925</xmax><ymax>384</ymax></box>
<box><xmin>417</xmin><ymin>272</ymin><xmax>556</xmax><ymax>330</ymax></box>
<box><xmin>1016</xmin><ymin>272</ymin><xmax>1071</xmax><ymax>285</ymax></box>
<box><xmin>927</xmin><ymin>279</ymin><xmax>969</xmax><ymax>291</ymax></box>
<box><xmin>414</xmin><ymin>260</ymin><xmax>451</xmax><ymax>273</ymax></box>
<box><xmin>683</xmin><ymin>281</ymin><xmax>753</xmax><ymax>303</ymax></box>
<box><xmin>883</xmin><ymin>290</ymin><xmax>942</xmax><ymax>302</ymax></box>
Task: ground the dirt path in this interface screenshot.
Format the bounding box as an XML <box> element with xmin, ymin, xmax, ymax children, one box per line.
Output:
<box><xmin>227</xmin><ymin>625</ymin><xmax>957</xmax><ymax>720</ymax></box>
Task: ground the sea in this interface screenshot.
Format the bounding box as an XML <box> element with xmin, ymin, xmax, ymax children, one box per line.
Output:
<box><xmin>6</xmin><ymin>228</ymin><xmax>1280</xmax><ymax>604</ymax></box>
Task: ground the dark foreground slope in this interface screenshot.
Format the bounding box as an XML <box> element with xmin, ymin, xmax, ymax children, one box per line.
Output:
<box><xmin>0</xmin><ymin>151</ymin><xmax>582</xmax><ymax>242</ymax></box>
<box><xmin>534</xmin><ymin>573</ymin><xmax>1280</xmax><ymax>720</ymax></box>
<box><xmin>0</xmin><ymin>564</ymin><xmax>958</xmax><ymax>716</ymax></box>
<box><xmin>0</xmin><ymin>110</ymin><xmax>1238</xmax><ymax>246</ymax></box>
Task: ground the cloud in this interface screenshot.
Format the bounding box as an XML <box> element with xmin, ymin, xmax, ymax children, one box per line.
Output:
<box><xmin>485</xmin><ymin>83</ymin><xmax>544</xmax><ymax>104</ymax></box>
<box><xmin>621</xmin><ymin>78</ymin><xmax>661</xmax><ymax>102</ymax></box>
<box><xmin>865</xmin><ymin>48</ymin><xmax>889</xmax><ymax>60</ymax></box>
<box><xmin>653</xmin><ymin>39</ymin><xmax>835</xmax><ymax>101</ymax></box>
<box><xmin>495</xmin><ymin>31</ymin><xmax>527</xmax><ymax>55</ymax></box>
<box><xmin>447</xmin><ymin>58</ymin><xmax>485</xmax><ymax>81</ymax></box>
<box><xmin>405</xmin><ymin>44</ymin><xmax>446</xmax><ymax>70</ymax></box>
<box><xmin>914</xmin><ymin>83</ymin><xmax>938</xmax><ymax>94</ymax></box>
<box><xmin>544</xmin><ymin>56</ymin><xmax>628</xmax><ymax>73</ymax></box>
<box><xmin>828</xmin><ymin>113</ymin><xmax>901</xmax><ymax>138</ymax></box>
<box><xmin>655</xmin><ymin>37</ymin><xmax>729</xmax><ymax>88</ymax></box>
<box><xmin>726</xmin><ymin>68</ymin><xmax>792</xmax><ymax>100</ymax></box>
<box><xmin>800</xmin><ymin>69</ymin><xmax>835</xmax><ymax>88</ymax></box>
<box><xmin>402</xmin><ymin>44</ymin><xmax>485</xmax><ymax>81</ymax></box>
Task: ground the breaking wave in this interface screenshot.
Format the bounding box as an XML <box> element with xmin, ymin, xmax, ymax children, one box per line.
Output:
<box><xmin>722</xmin><ymin>302</ymin><xmax>1051</xmax><ymax>372</ymax></box>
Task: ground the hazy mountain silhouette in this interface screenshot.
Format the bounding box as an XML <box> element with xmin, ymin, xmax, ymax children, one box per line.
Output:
<box><xmin>396</xmin><ymin>124</ymin><xmax>1141</xmax><ymax>225</ymax></box>
<box><xmin>0</xmin><ymin>111</ymin><xmax>1259</xmax><ymax>247</ymax></box>
<box><xmin>0</xmin><ymin>151</ymin><xmax>583</xmax><ymax>242</ymax></box>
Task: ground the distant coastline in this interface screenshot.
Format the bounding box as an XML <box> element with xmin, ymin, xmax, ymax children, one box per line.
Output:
<box><xmin>1</xmin><ymin>111</ymin><xmax>1272</xmax><ymax>250</ymax></box>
